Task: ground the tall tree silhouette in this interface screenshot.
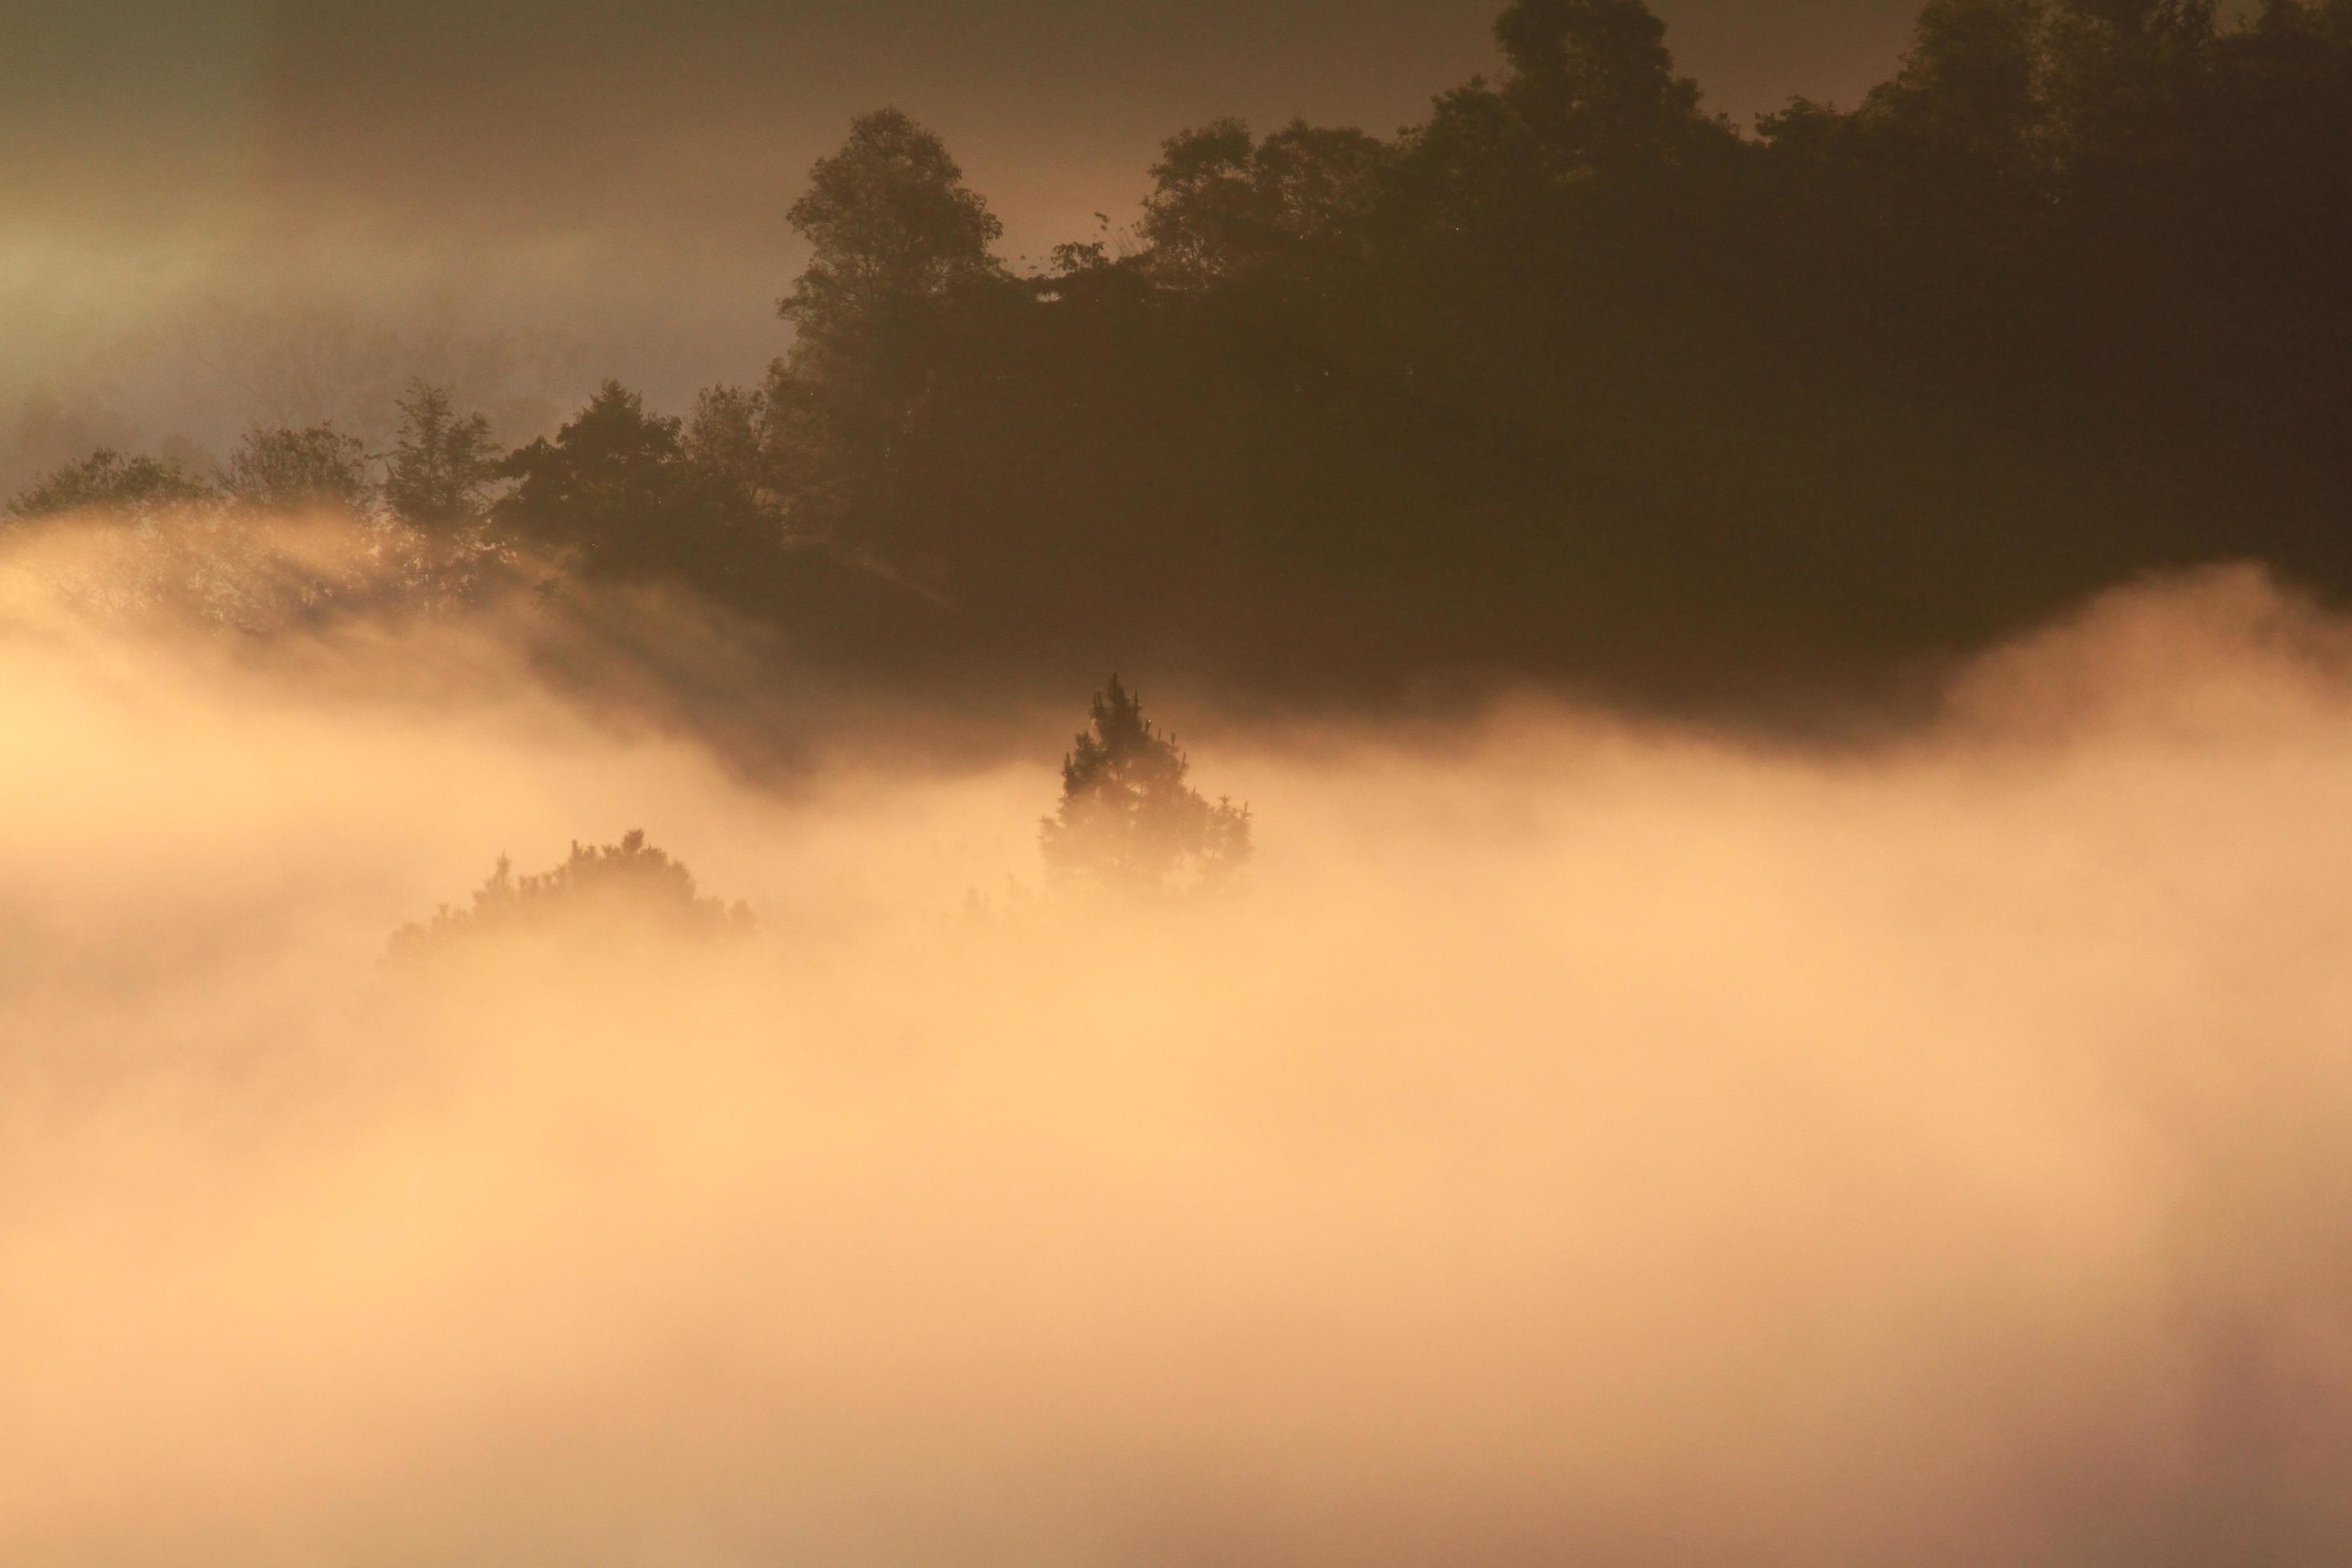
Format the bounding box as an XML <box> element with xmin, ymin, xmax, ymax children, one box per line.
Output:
<box><xmin>777</xmin><ymin>108</ymin><xmax>1006</xmax><ymax>354</ymax></box>
<box><xmin>766</xmin><ymin>110</ymin><xmax>1011</xmax><ymax>549</ymax></box>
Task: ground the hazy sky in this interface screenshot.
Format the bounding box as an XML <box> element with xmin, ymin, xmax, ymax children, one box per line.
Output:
<box><xmin>3</xmin><ymin>0</ymin><xmax>1922</xmax><ymax>450</ymax></box>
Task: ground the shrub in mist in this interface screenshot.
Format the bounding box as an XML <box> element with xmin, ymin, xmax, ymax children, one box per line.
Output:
<box><xmin>1040</xmin><ymin>676</ymin><xmax>1251</xmax><ymax>896</ymax></box>
<box><xmin>390</xmin><ymin>830</ymin><xmax>753</xmax><ymax>963</ymax></box>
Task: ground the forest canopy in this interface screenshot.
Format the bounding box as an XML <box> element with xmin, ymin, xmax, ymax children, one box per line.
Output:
<box><xmin>8</xmin><ymin>0</ymin><xmax>2348</xmax><ymax>724</ymax></box>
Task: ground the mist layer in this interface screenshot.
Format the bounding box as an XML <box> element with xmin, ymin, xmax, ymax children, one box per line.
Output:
<box><xmin>2</xmin><ymin>540</ymin><xmax>2348</xmax><ymax>1565</ymax></box>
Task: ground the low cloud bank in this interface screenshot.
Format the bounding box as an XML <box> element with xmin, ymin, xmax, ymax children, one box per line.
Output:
<box><xmin>2</xmin><ymin>525</ymin><xmax>2347</xmax><ymax>1565</ymax></box>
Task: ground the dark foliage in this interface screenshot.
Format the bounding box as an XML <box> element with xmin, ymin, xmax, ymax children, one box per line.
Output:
<box><xmin>611</xmin><ymin>0</ymin><xmax>2342</xmax><ymax>721</ymax></box>
<box><xmin>384</xmin><ymin>382</ymin><xmax>499</xmax><ymax>531</ymax></box>
<box><xmin>14</xmin><ymin>0</ymin><xmax>2352</xmax><ymax>726</ymax></box>
<box><xmin>222</xmin><ymin>423</ymin><xmax>374</xmax><ymax>514</ymax></box>
<box><xmin>1041</xmin><ymin>678</ymin><xmax>1251</xmax><ymax>894</ymax></box>
<box><xmin>494</xmin><ymin>382</ymin><xmax>699</xmax><ymax>574</ymax></box>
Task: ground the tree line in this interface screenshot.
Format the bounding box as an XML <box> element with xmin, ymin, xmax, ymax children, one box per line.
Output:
<box><xmin>394</xmin><ymin>676</ymin><xmax>1251</xmax><ymax>959</ymax></box>
<box><xmin>11</xmin><ymin>0</ymin><xmax>2350</xmax><ymax>718</ymax></box>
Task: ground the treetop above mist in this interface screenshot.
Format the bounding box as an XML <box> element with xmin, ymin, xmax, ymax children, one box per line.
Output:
<box><xmin>389</xmin><ymin>679</ymin><xmax>1251</xmax><ymax>961</ymax></box>
<box><xmin>1042</xmin><ymin>677</ymin><xmax>1252</xmax><ymax>896</ymax></box>
<box><xmin>391</xmin><ymin>830</ymin><xmax>753</xmax><ymax>965</ymax></box>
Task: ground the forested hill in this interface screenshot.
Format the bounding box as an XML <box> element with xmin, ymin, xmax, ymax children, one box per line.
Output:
<box><xmin>14</xmin><ymin>0</ymin><xmax>2351</xmax><ymax>722</ymax></box>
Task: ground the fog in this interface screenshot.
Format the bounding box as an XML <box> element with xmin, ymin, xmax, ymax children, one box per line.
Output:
<box><xmin>3</xmin><ymin>516</ymin><xmax>2348</xmax><ymax>1565</ymax></box>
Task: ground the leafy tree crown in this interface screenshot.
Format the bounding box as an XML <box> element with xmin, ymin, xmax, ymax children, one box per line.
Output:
<box><xmin>223</xmin><ymin>423</ymin><xmax>374</xmax><ymax>514</ymax></box>
<box><xmin>780</xmin><ymin>109</ymin><xmax>1006</xmax><ymax>352</ymax></box>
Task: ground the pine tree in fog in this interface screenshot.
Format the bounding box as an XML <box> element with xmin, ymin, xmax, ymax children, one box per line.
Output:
<box><xmin>1041</xmin><ymin>678</ymin><xmax>1251</xmax><ymax>895</ymax></box>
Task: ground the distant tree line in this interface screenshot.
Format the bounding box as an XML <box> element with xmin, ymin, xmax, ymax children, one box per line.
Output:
<box><xmin>390</xmin><ymin>678</ymin><xmax>1247</xmax><ymax>961</ymax></box>
<box><xmin>11</xmin><ymin>0</ymin><xmax>2350</xmax><ymax>718</ymax></box>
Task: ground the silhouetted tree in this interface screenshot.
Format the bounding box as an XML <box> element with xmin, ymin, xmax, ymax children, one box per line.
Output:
<box><xmin>2042</xmin><ymin>0</ymin><xmax>2218</xmax><ymax>191</ymax></box>
<box><xmin>383</xmin><ymin>382</ymin><xmax>498</xmax><ymax>530</ymax></box>
<box><xmin>1863</xmin><ymin>0</ymin><xmax>2046</xmax><ymax>182</ymax></box>
<box><xmin>1493</xmin><ymin>0</ymin><xmax>1726</xmax><ymax>174</ymax></box>
<box><xmin>683</xmin><ymin>383</ymin><xmax>781</xmax><ymax>534</ymax></box>
<box><xmin>1041</xmin><ymin>678</ymin><xmax>1251</xmax><ymax>894</ymax></box>
<box><xmin>1141</xmin><ymin>118</ymin><xmax>1386</xmax><ymax>285</ymax></box>
<box><xmin>222</xmin><ymin>423</ymin><xmax>374</xmax><ymax>513</ymax></box>
<box><xmin>494</xmin><ymin>381</ymin><xmax>696</xmax><ymax>574</ymax></box>
<box><xmin>765</xmin><ymin>110</ymin><xmax>1012</xmax><ymax>548</ymax></box>
<box><xmin>777</xmin><ymin>108</ymin><xmax>1006</xmax><ymax>354</ymax></box>
<box><xmin>6</xmin><ymin>449</ymin><xmax>214</xmax><ymax>521</ymax></box>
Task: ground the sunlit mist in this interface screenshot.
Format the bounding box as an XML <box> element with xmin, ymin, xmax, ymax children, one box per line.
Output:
<box><xmin>4</xmin><ymin>510</ymin><xmax>2348</xmax><ymax>1566</ymax></box>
